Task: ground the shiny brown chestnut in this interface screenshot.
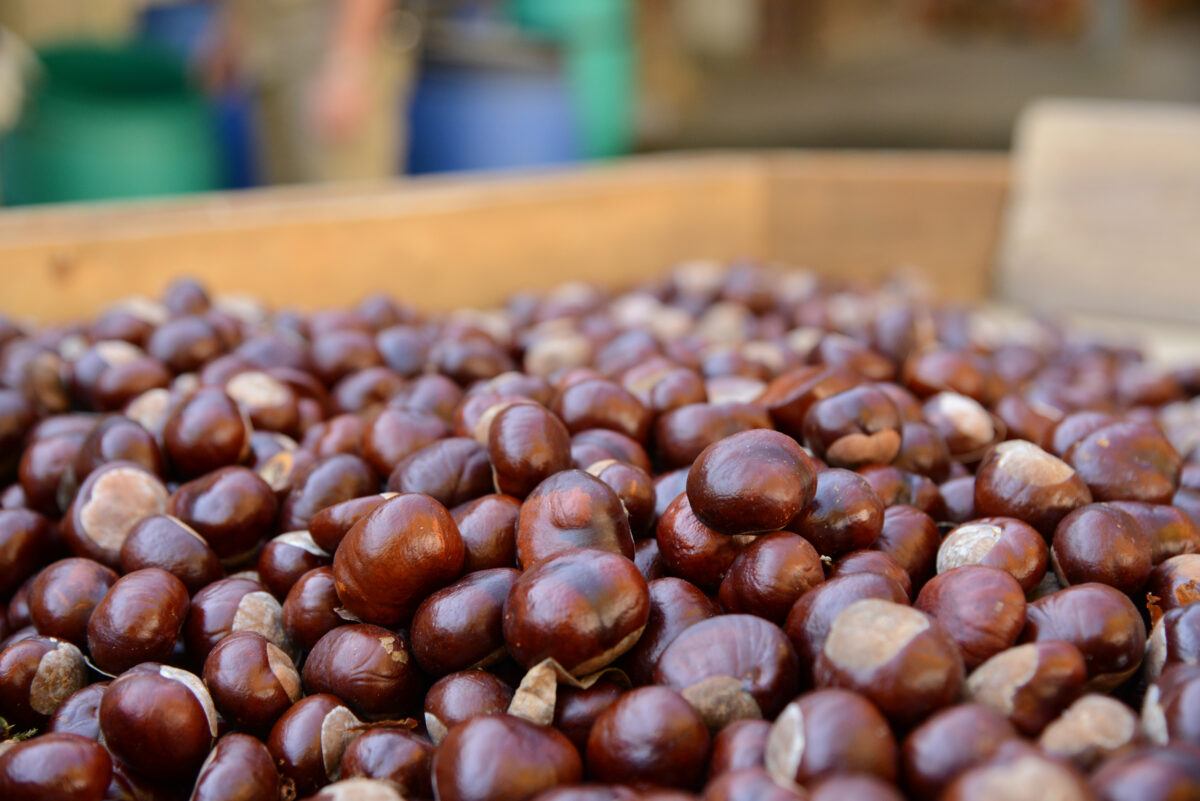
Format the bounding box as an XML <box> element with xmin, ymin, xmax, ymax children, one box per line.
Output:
<box><xmin>86</xmin><ymin>567</ymin><xmax>189</xmax><ymax>674</ymax></box>
<box><xmin>653</xmin><ymin>402</ymin><xmax>771</xmax><ymax>470</ymax></box>
<box><xmin>900</xmin><ymin>703</ymin><xmax>1019</xmax><ymax>800</ymax></box>
<box><xmin>503</xmin><ymin>548</ymin><xmax>649</xmax><ymax>675</ymax></box>
<box><xmin>829</xmin><ymin>550</ymin><xmax>912</xmax><ymax>599</ymax></box>
<box><xmin>764</xmin><ymin>688</ymin><xmax>897</xmax><ymax>785</ymax></box>
<box><xmin>28</xmin><ymin>557</ymin><xmax>118</xmax><ymax>646</ymax></box>
<box><xmin>857</xmin><ymin>464</ymin><xmax>943</xmax><ymax>516</ymax></box>
<box><xmin>411</xmin><ymin>567</ymin><xmax>520</xmax><ymax>676</ymax></box>
<box><xmin>686</xmin><ymin>430</ymin><xmax>816</xmax><ymax>536</ymax></box>
<box><xmin>788</xmin><ymin>468</ymin><xmax>884</xmax><ymax>559</ymax></box>
<box><xmin>488</xmin><ymin>403</ymin><xmax>572</xmax><ymax>498</ymax></box>
<box><xmin>586</xmin><ymin>459</ymin><xmax>655</xmax><ymax>538</ymax></box>
<box><xmin>330</xmin><ymin>366</ymin><xmax>404</xmax><ymax>415</ymax></box>
<box><xmin>266</xmin><ymin>693</ymin><xmax>363</xmax><ymax>797</ymax></box>
<box><xmin>72</xmin><ymin>414</ymin><xmax>164</xmax><ymax>481</ymax></box>
<box><xmin>47</xmin><ymin>680</ymin><xmax>109</xmax><ymax>740</ymax></box>
<box><xmin>1144</xmin><ymin>604</ymin><xmax>1200</xmax><ymax>683</ymax></box>
<box><xmin>1089</xmin><ymin>744</ymin><xmax>1200</xmax><ymax>801</ymax></box>
<box><xmin>424</xmin><ymin>670</ymin><xmax>513</xmax><ymax>744</ymax></box>
<box><xmin>119</xmin><ymin>515</ymin><xmax>223</xmax><ymax>595</ymax></box>
<box><xmin>973</xmin><ymin>440</ymin><xmax>1092</xmax><ymax>536</ymax></box>
<box><xmin>783</xmin><ymin>572</ymin><xmax>909</xmax><ymax>687</ymax></box>
<box><xmin>1068</xmin><ymin>422</ymin><xmax>1182</xmax><ymax>504</ymax></box>
<box><xmin>964</xmin><ymin>641</ymin><xmax>1088</xmax><ymax>735</ymax></box>
<box><xmin>99</xmin><ymin>662</ymin><xmax>219</xmax><ymax>782</ymax></box>
<box><xmin>1051</xmin><ymin>503</ymin><xmax>1152</xmax><ymax>593</ymax></box>
<box><xmin>921</xmin><ymin>391</ymin><xmax>1000</xmax><ymax>460</ymax></box>
<box><xmin>19</xmin><ymin>428</ymin><xmax>88</xmax><ymax>517</ymax></box>
<box><xmin>586</xmin><ymin>686</ymin><xmax>711</xmax><ymax>789</ymax></box>
<box><xmin>431</xmin><ymin>714</ymin><xmax>582</xmax><ymax>801</ymax></box>
<box><xmin>1147</xmin><ymin>554</ymin><xmax>1200</xmax><ymax>613</ymax></box>
<box><xmin>0</xmin><ymin>634</ymin><xmax>87</xmax><ymax>728</ymax></box>
<box><xmin>939</xmin><ymin>475</ymin><xmax>977</xmax><ymax>524</ymax></box>
<box><xmin>813</xmin><ymin>599</ymin><xmax>964</xmax><ymax>728</ymax></box>
<box><xmin>281</xmin><ymin>566</ymin><xmax>344</xmax><ymax>653</ymax></box>
<box><xmin>203</xmin><ymin>630</ymin><xmax>301</xmax><ymax>735</ymax></box>
<box><xmin>618</xmin><ymin>577</ymin><xmax>718</xmax><ymax>686</ymax></box>
<box><xmin>170</xmin><ymin>465</ymin><xmax>279</xmax><ymax>564</ymax></box>
<box><xmin>339</xmin><ymin>728</ymin><xmax>433</xmax><ymax>798</ymax></box>
<box><xmin>386</xmin><ymin>437</ymin><xmax>493</xmax><ymax>509</ymax></box>
<box><xmin>302</xmin><ymin>624</ymin><xmax>422</xmax><ymax>720</ymax></box>
<box><xmin>549</xmin><ymin>678</ymin><xmax>623</xmax><ymax>755</ymax></box>
<box><xmin>1023</xmin><ymin>583</ymin><xmax>1147</xmax><ymax>690</ymax></box>
<box><xmin>709</xmin><ymin>718</ymin><xmax>770</xmax><ymax>777</ymax></box>
<box><xmin>278</xmin><ymin>453</ymin><xmax>376</xmax><ymax>532</ymax></box>
<box><xmin>1142</xmin><ymin>663</ymin><xmax>1200</xmax><ymax>747</ymax></box>
<box><xmin>634</xmin><ymin>538</ymin><xmax>666</xmax><ymax>581</ymax></box>
<box><xmin>162</xmin><ymin>387</ymin><xmax>251</xmax><ymax>478</ymax></box>
<box><xmin>937</xmin><ymin>517</ymin><xmax>1049</xmax><ymax>595</ymax></box>
<box><xmin>756</xmin><ymin>366</ymin><xmax>861</xmax><ymax>441</ymax></box>
<box><xmin>184</xmin><ymin>576</ymin><xmax>290</xmax><ymax>663</ymax></box>
<box><xmin>0</xmin><ymin>509</ymin><xmax>57</xmax><ymax>599</ymax></box>
<box><xmin>307</xmin><ymin>492</ymin><xmax>392</xmax><ymax>554</ymax></box>
<box><xmin>451</xmin><ymin>493</ymin><xmax>520</xmax><ymax>572</ymax></box>
<box><xmin>0</xmin><ymin>732</ymin><xmax>112</xmax><ymax>801</ymax></box>
<box><xmin>191</xmin><ymin>732</ymin><xmax>280</xmax><ymax>801</ymax></box>
<box><xmin>569</xmin><ymin>428</ymin><xmax>653</xmax><ymax>475</ymax></box>
<box><xmin>516</xmin><ymin>470</ymin><xmax>634</xmax><ymax>567</ymax></box>
<box><xmin>802</xmin><ymin>384</ymin><xmax>902</xmax><ymax>468</ymax></box>
<box><xmin>333</xmin><ymin>493</ymin><xmax>465</xmax><ymax>626</ymax></box>
<box><xmin>655</xmin><ymin>614</ymin><xmax>799</xmax><ymax>726</ymax></box>
<box><xmin>873</xmin><ymin>504</ymin><xmax>940</xmax><ymax>590</ymax></box>
<box><xmin>914</xmin><ymin>566</ymin><xmax>1026</xmax><ymax>670</ymax></box>
<box><xmin>717</xmin><ymin>532</ymin><xmax>823</xmax><ymax>624</ymax></box>
<box><xmin>655</xmin><ymin>492</ymin><xmax>753</xmax><ymax>593</ymax></box>
<box><xmin>256</xmin><ymin>530</ymin><xmax>330</xmax><ymax>599</ymax></box>
<box><xmin>1106</xmin><ymin>501</ymin><xmax>1200</xmax><ymax>565</ymax></box>
<box><xmin>224</xmin><ymin>369</ymin><xmax>301</xmax><ymax>435</ymax></box>
<box><xmin>64</xmin><ymin>461</ymin><xmax>169</xmax><ymax>568</ymax></box>
<box><xmin>553</xmin><ymin>378</ymin><xmax>651</xmax><ymax>442</ymax></box>
<box><xmin>390</xmin><ymin>372</ymin><xmax>463</xmax><ymax>422</ymax></box>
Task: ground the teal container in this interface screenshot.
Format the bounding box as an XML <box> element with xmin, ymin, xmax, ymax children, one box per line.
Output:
<box><xmin>509</xmin><ymin>0</ymin><xmax>633</xmax><ymax>158</ymax></box>
<box><xmin>0</xmin><ymin>42</ymin><xmax>221</xmax><ymax>205</ymax></box>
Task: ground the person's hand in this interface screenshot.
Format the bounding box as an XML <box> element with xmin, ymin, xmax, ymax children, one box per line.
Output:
<box><xmin>308</xmin><ymin>52</ymin><xmax>372</xmax><ymax>145</ymax></box>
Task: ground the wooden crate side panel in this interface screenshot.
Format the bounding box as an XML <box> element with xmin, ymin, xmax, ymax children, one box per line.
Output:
<box><xmin>765</xmin><ymin>152</ymin><xmax>1010</xmax><ymax>301</ymax></box>
<box><xmin>0</xmin><ymin>156</ymin><xmax>769</xmax><ymax>322</ymax></box>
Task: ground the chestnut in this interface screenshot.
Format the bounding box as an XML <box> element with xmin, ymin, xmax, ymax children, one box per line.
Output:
<box><xmin>1051</xmin><ymin>503</ymin><xmax>1152</xmax><ymax>593</ymax></box>
<box><xmin>1068</xmin><ymin>422</ymin><xmax>1181</xmax><ymax>504</ymax></box>
<box><xmin>278</xmin><ymin>453</ymin><xmax>376</xmax><ymax>532</ymax></box>
<box><xmin>72</xmin><ymin>414</ymin><xmax>164</xmax><ymax>481</ymax></box>
<box><xmin>964</xmin><ymin>641</ymin><xmax>1088</xmax><ymax>735</ymax></box>
<box><xmin>900</xmin><ymin>703</ymin><xmax>1019</xmax><ymax>799</ymax></box>
<box><xmin>921</xmin><ymin>391</ymin><xmax>999</xmax><ymax>460</ymax></box>
<box><xmin>1148</xmin><ymin>554</ymin><xmax>1200</xmax><ymax>613</ymax></box>
<box><xmin>451</xmin><ymin>493</ymin><xmax>520</xmax><ymax>572</ymax></box>
<box><xmin>488</xmin><ymin>403</ymin><xmax>572</xmax><ymax>498</ymax></box>
<box><xmin>941</xmin><ymin>742</ymin><xmax>1093</xmax><ymax>801</ymax></box>
<box><xmin>802</xmin><ymin>384</ymin><xmax>902</xmax><ymax>468</ymax></box>
<box><xmin>386</xmin><ymin>437</ymin><xmax>492</xmax><ymax>509</ymax></box>
<box><xmin>424</xmin><ymin>670</ymin><xmax>514</xmax><ymax>744</ymax></box>
<box><xmin>281</xmin><ymin>566</ymin><xmax>344</xmax><ymax>652</ymax></box>
<box><xmin>162</xmin><ymin>387</ymin><xmax>251</xmax><ymax>478</ymax></box>
<box><xmin>0</xmin><ymin>732</ymin><xmax>112</xmax><ymax>801</ymax></box>
<box><xmin>99</xmin><ymin>662</ymin><xmax>218</xmax><ymax>782</ymax></box>
<box><xmin>873</xmin><ymin>504</ymin><xmax>940</xmax><ymax>590</ymax></box>
<box><xmin>620</xmin><ymin>359</ymin><xmax>706</xmax><ymax>415</ymax></box>
<box><xmin>224</xmin><ymin>369</ymin><xmax>301</xmax><ymax>434</ymax></box>
<box><xmin>47</xmin><ymin>681</ymin><xmax>109</xmax><ymax>739</ymax></box>
<box><xmin>0</xmin><ymin>509</ymin><xmax>57</xmax><ymax>599</ymax></box>
<box><xmin>653</xmin><ymin>402</ymin><xmax>770</xmax><ymax>470</ymax></box>
<box><xmin>310</xmin><ymin>329</ymin><xmax>382</xmax><ymax>385</ymax></box>
<box><xmin>829</xmin><ymin>550</ymin><xmax>912</xmax><ymax>598</ymax></box>
<box><xmin>618</xmin><ymin>577</ymin><xmax>719</xmax><ymax>686</ymax></box>
<box><xmin>788</xmin><ymin>468</ymin><xmax>884</xmax><ymax>559</ymax></box>
<box><xmin>764</xmin><ymin>688</ymin><xmax>897</xmax><ymax>784</ymax></box>
<box><xmin>1047</xmin><ymin>410</ymin><xmax>1120</xmax><ymax>458</ymax></box>
<box><xmin>0</xmin><ymin>635</ymin><xmax>87</xmax><ymax>728</ymax></box>
<box><xmin>973</xmin><ymin>440</ymin><xmax>1092</xmax><ymax>536</ymax></box>
<box><xmin>191</xmin><ymin>732</ymin><xmax>280</xmax><ymax>801</ymax></box>
<box><xmin>1142</xmin><ymin>663</ymin><xmax>1200</xmax><ymax>747</ymax></box>
<box><xmin>119</xmin><ymin>515</ymin><xmax>223</xmax><ymax>595</ymax></box>
<box><xmin>170</xmin><ymin>465</ymin><xmax>279</xmax><ymax>564</ymax></box>
<box><xmin>87</xmin><ymin>567</ymin><xmax>189</xmax><ymax>674</ymax></box>
<box><xmin>503</xmin><ymin>548</ymin><xmax>649</xmax><ymax>675</ymax></box>
<box><xmin>813</xmin><ymin>599</ymin><xmax>964</xmax><ymax>728</ymax></box>
<box><xmin>64</xmin><ymin>461</ymin><xmax>169</xmax><ymax>568</ymax></box>
<box><xmin>586</xmin><ymin>459</ymin><xmax>655</xmax><ymax>538</ymax></box>
<box><xmin>339</xmin><ymin>726</ymin><xmax>433</xmax><ymax>796</ymax></box>
<box><xmin>914</xmin><ymin>565</ymin><xmax>1026</xmax><ymax>669</ymax></box>
<box><xmin>331</xmin><ymin>366</ymin><xmax>404</xmax><ymax>415</ymax></box>
<box><xmin>203</xmin><ymin>630</ymin><xmax>301</xmax><ymax>735</ymax></box>
<box><xmin>634</xmin><ymin>538</ymin><xmax>666</xmax><ymax>581</ymax></box>
<box><xmin>894</xmin><ymin>420</ymin><xmax>952</xmax><ymax>481</ymax></box>
<box><xmin>1038</xmin><ymin>693</ymin><xmax>1139</xmax><ymax>770</ymax></box>
<box><xmin>333</xmin><ymin>493</ymin><xmax>464</xmax><ymax>626</ymax></box>
<box><xmin>390</xmin><ymin>373</ymin><xmax>463</xmax><ymax>422</ymax></box>
<box><xmin>267</xmin><ymin>693</ymin><xmax>364</xmax><ymax>797</ymax></box>
<box><xmin>147</xmin><ymin>315</ymin><xmax>223</xmax><ymax>373</ymax></box>
<box><xmin>553</xmin><ymin>679</ymin><xmax>624</xmax><ymax>754</ymax></box>
<box><xmin>1144</xmin><ymin>604</ymin><xmax>1200</xmax><ymax>682</ymax></box>
<box><xmin>656</xmin><ymin>492</ymin><xmax>753</xmax><ymax>593</ymax></box>
<box><xmin>586</xmin><ymin>686</ymin><xmax>711</xmax><ymax>789</ymax></box>
<box><xmin>655</xmin><ymin>614</ymin><xmax>799</xmax><ymax>725</ymax></box>
<box><xmin>1106</xmin><ymin>501</ymin><xmax>1200</xmax><ymax>564</ymax></box>
<box><xmin>302</xmin><ymin>624</ymin><xmax>422</xmax><ymax>720</ymax></box>
<box><xmin>939</xmin><ymin>475</ymin><xmax>977</xmax><ymax>524</ymax></box>
<box><xmin>709</xmin><ymin>719</ymin><xmax>770</xmax><ymax>777</ymax></box>
<box><xmin>937</xmin><ymin>517</ymin><xmax>1049</xmax><ymax>595</ymax></box>
<box><xmin>552</xmin><ymin>377</ymin><xmax>651</xmax><ymax>442</ymax></box>
<box><xmin>807</xmin><ymin>775</ymin><xmax>902</xmax><ymax>801</ymax></box>
<box><xmin>783</xmin><ymin>572</ymin><xmax>909</xmax><ymax>687</ymax></box>
<box><xmin>516</xmin><ymin>470</ymin><xmax>634</xmax><ymax>567</ymax></box>
<box><xmin>756</xmin><ymin>366</ymin><xmax>861</xmax><ymax>441</ymax></box>
<box><xmin>184</xmin><ymin>576</ymin><xmax>290</xmax><ymax>663</ymax></box>
<box><xmin>431</xmin><ymin>714</ymin><xmax>582</xmax><ymax>801</ymax></box>
<box><xmin>685</xmin><ymin>430</ymin><xmax>815</xmax><ymax>536</ymax></box>
<box><xmin>717</xmin><ymin>532</ymin><xmax>823</xmax><ymax>623</ymax></box>
<box><xmin>411</xmin><ymin>567</ymin><xmax>520</xmax><ymax>676</ymax></box>
<box><xmin>1023</xmin><ymin>583</ymin><xmax>1146</xmax><ymax>690</ymax></box>
<box><xmin>306</xmin><ymin>490</ymin><xmax>392</xmax><ymax>554</ymax></box>
<box><xmin>28</xmin><ymin>557</ymin><xmax>118</xmax><ymax>646</ymax></box>
<box><xmin>19</xmin><ymin>427</ymin><xmax>89</xmax><ymax>517</ymax></box>
<box><xmin>256</xmin><ymin>530</ymin><xmax>330</xmax><ymax>599</ymax></box>
<box><xmin>570</xmin><ymin>428</ymin><xmax>653</xmax><ymax>475</ymax></box>
<box><xmin>857</xmin><ymin>464</ymin><xmax>943</xmax><ymax>516</ymax></box>
<box><xmin>1090</xmin><ymin>744</ymin><xmax>1200</xmax><ymax>801</ymax></box>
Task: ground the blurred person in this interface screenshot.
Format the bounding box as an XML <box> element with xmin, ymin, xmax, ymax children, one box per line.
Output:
<box><xmin>202</xmin><ymin>0</ymin><xmax>417</xmax><ymax>185</ymax></box>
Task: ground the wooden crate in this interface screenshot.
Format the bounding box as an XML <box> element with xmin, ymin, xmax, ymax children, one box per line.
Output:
<box><xmin>0</xmin><ymin>151</ymin><xmax>1010</xmax><ymax>323</ymax></box>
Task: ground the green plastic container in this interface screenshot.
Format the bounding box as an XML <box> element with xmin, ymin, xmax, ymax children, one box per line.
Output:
<box><xmin>0</xmin><ymin>42</ymin><xmax>221</xmax><ymax>205</ymax></box>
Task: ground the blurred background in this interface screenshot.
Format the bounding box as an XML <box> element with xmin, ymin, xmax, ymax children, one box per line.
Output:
<box><xmin>0</xmin><ymin>0</ymin><xmax>1197</xmax><ymax>205</ymax></box>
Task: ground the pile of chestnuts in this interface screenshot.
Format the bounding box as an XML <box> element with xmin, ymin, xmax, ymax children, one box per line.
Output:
<box><xmin>1</xmin><ymin>262</ymin><xmax>1199</xmax><ymax>801</ymax></box>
